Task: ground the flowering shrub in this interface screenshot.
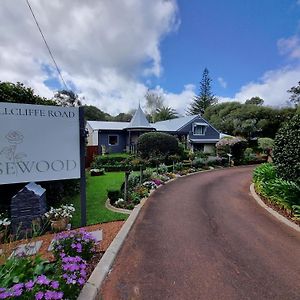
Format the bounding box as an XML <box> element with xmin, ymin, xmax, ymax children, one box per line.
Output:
<box><xmin>143</xmin><ymin>181</ymin><xmax>157</xmax><ymax>190</ymax></box>
<box><xmin>152</xmin><ymin>179</ymin><xmax>162</xmax><ymax>186</ymax></box>
<box><xmin>0</xmin><ymin>213</ymin><xmax>10</xmax><ymax>232</ymax></box>
<box><xmin>44</xmin><ymin>204</ymin><xmax>75</xmax><ymax>221</ymax></box>
<box><xmin>52</xmin><ymin>229</ymin><xmax>97</xmax><ymax>261</ymax></box>
<box><xmin>59</xmin><ymin>255</ymin><xmax>87</xmax><ymax>298</ymax></box>
<box><xmin>0</xmin><ymin>276</ymin><xmax>64</xmax><ymax>299</ymax></box>
<box><xmin>0</xmin><ymin>259</ymin><xmax>87</xmax><ymax>300</ymax></box>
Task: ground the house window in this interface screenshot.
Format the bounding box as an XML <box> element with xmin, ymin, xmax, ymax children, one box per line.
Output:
<box><xmin>193</xmin><ymin>124</ymin><xmax>207</xmax><ymax>135</ymax></box>
<box><xmin>108</xmin><ymin>135</ymin><xmax>118</xmax><ymax>146</ymax></box>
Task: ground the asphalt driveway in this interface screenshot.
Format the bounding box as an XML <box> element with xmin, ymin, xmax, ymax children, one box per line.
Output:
<box><xmin>101</xmin><ymin>166</ymin><xmax>300</xmax><ymax>300</ymax></box>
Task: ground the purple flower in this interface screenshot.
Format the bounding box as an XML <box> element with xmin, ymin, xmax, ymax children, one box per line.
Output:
<box><xmin>78</xmin><ymin>277</ymin><xmax>86</xmax><ymax>285</ymax></box>
<box><xmin>50</xmin><ymin>281</ymin><xmax>59</xmax><ymax>289</ymax></box>
<box><xmin>37</xmin><ymin>275</ymin><xmax>51</xmax><ymax>285</ymax></box>
<box><xmin>35</xmin><ymin>291</ymin><xmax>44</xmax><ymax>300</ymax></box>
<box><xmin>25</xmin><ymin>280</ymin><xmax>35</xmax><ymax>290</ymax></box>
<box><xmin>12</xmin><ymin>289</ymin><xmax>23</xmax><ymax>297</ymax></box>
<box><xmin>0</xmin><ymin>291</ymin><xmax>11</xmax><ymax>299</ymax></box>
<box><xmin>12</xmin><ymin>283</ymin><xmax>24</xmax><ymax>291</ymax></box>
<box><xmin>45</xmin><ymin>290</ymin><xmax>64</xmax><ymax>300</ymax></box>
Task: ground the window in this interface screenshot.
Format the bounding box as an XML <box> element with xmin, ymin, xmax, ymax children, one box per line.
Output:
<box><xmin>108</xmin><ymin>135</ymin><xmax>118</xmax><ymax>146</ymax></box>
<box><xmin>193</xmin><ymin>123</ymin><xmax>207</xmax><ymax>135</ymax></box>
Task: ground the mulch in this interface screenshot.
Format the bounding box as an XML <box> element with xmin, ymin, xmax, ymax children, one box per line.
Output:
<box><xmin>0</xmin><ymin>221</ymin><xmax>125</xmax><ymax>264</ymax></box>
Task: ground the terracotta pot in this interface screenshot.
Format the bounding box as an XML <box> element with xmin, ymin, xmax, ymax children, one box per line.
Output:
<box><xmin>50</xmin><ymin>219</ymin><xmax>67</xmax><ymax>232</ymax></box>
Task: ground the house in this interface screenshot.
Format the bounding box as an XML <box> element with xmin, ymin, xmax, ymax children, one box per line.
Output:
<box><xmin>86</xmin><ymin>104</ymin><xmax>222</xmax><ymax>156</ymax></box>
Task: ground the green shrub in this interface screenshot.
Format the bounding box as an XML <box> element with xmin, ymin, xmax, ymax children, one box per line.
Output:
<box><xmin>243</xmin><ymin>147</ymin><xmax>256</xmax><ymax>163</ymax></box>
<box><xmin>174</xmin><ymin>162</ymin><xmax>184</xmax><ymax>171</ymax></box>
<box><xmin>127</xmin><ymin>173</ymin><xmax>141</xmax><ymax>191</ymax></box>
<box><xmin>258</xmin><ymin>137</ymin><xmax>274</xmax><ymax>153</ymax></box>
<box><xmin>0</xmin><ymin>255</ymin><xmax>55</xmax><ymax>288</ymax></box>
<box><xmin>137</xmin><ymin>132</ymin><xmax>180</xmax><ymax>159</ymax></box>
<box><xmin>259</xmin><ymin>178</ymin><xmax>300</xmax><ymax>209</ymax></box>
<box><xmin>192</xmin><ymin>157</ymin><xmax>205</xmax><ymax>168</ymax></box>
<box><xmin>253</xmin><ymin>163</ymin><xmax>277</xmax><ymax>184</ymax></box>
<box><xmin>107</xmin><ymin>189</ymin><xmax>121</xmax><ymax>204</ymax></box>
<box><xmin>216</xmin><ymin>136</ymin><xmax>247</xmax><ymax>163</ymax></box>
<box><xmin>206</xmin><ymin>156</ymin><xmax>222</xmax><ymax>166</ymax></box>
<box><xmin>157</xmin><ymin>163</ymin><xmax>168</xmax><ymax>174</ymax></box>
<box><xmin>142</xmin><ymin>168</ymin><xmax>154</xmax><ymax>182</ymax></box>
<box><xmin>273</xmin><ymin>114</ymin><xmax>300</xmax><ymax>185</ymax></box>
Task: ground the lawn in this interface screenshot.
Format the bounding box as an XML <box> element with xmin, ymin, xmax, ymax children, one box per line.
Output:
<box><xmin>67</xmin><ymin>172</ymin><xmax>128</xmax><ymax>228</ymax></box>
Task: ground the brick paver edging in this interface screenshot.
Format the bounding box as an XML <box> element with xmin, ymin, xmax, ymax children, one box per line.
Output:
<box><xmin>250</xmin><ymin>183</ymin><xmax>300</xmax><ymax>232</ymax></box>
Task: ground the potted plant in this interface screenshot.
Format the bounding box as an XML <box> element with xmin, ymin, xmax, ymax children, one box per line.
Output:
<box><xmin>44</xmin><ymin>204</ymin><xmax>75</xmax><ymax>232</ymax></box>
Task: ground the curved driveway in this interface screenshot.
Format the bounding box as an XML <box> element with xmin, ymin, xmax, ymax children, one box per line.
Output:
<box><xmin>101</xmin><ymin>166</ymin><xmax>300</xmax><ymax>300</ymax></box>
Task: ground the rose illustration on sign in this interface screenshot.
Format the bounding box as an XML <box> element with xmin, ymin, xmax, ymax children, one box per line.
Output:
<box><xmin>0</xmin><ymin>131</ymin><xmax>27</xmax><ymax>175</ymax></box>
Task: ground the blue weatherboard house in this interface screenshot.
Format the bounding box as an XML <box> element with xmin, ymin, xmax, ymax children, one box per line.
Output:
<box><xmin>86</xmin><ymin>105</ymin><xmax>222</xmax><ymax>154</ymax></box>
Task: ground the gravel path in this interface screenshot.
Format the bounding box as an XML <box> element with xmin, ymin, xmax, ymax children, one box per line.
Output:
<box><xmin>101</xmin><ymin>166</ymin><xmax>300</xmax><ymax>300</ymax></box>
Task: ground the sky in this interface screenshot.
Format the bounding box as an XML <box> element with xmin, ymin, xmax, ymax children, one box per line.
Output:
<box><xmin>0</xmin><ymin>0</ymin><xmax>300</xmax><ymax>115</ymax></box>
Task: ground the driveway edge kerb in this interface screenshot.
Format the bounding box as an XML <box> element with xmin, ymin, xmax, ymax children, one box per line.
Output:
<box><xmin>77</xmin><ymin>204</ymin><xmax>143</xmax><ymax>300</ymax></box>
<box><xmin>250</xmin><ymin>183</ymin><xmax>300</xmax><ymax>232</ymax></box>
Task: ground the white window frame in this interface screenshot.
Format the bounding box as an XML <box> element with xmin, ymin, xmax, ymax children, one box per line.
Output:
<box><xmin>108</xmin><ymin>135</ymin><xmax>119</xmax><ymax>146</ymax></box>
<box><xmin>192</xmin><ymin>123</ymin><xmax>208</xmax><ymax>136</ymax></box>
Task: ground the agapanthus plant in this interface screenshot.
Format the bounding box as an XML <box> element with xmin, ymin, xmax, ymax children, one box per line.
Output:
<box><xmin>52</xmin><ymin>229</ymin><xmax>97</xmax><ymax>261</ymax></box>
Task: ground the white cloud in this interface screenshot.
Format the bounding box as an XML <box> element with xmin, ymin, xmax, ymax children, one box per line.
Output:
<box><xmin>0</xmin><ymin>0</ymin><xmax>179</xmax><ymax>114</ymax></box>
<box><xmin>277</xmin><ymin>35</ymin><xmax>300</xmax><ymax>59</ymax></box>
<box><xmin>158</xmin><ymin>84</ymin><xmax>196</xmax><ymax>115</ymax></box>
<box><xmin>217</xmin><ymin>77</ymin><xmax>227</xmax><ymax>88</ymax></box>
<box><xmin>217</xmin><ymin>66</ymin><xmax>300</xmax><ymax>106</ymax></box>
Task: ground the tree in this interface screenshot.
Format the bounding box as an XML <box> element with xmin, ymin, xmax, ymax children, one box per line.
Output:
<box><xmin>144</xmin><ymin>90</ymin><xmax>164</xmax><ymax>122</ymax></box>
<box><xmin>113</xmin><ymin>112</ymin><xmax>133</xmax><ymax>122</ymax></box>
<box><xmin>53</xmin><ymin>90</ymin><xmax>82</xmax><ymax>107</ymax></box>
<box><xmin>288</xmin><ymin>81</ymin><xmax>300</xmax><ymax>106</ymax></box>
<box><xmin>187</xmin><ymin>68</ymin><xmax>217</xmax><ymax>115</ymax></box>
<box><xmin>0</xmin><ymin>81</ymin><xmax>55</xmax><ymax>105</ymax></box>
<box><xmin>257</xmin><ymin>137</ymin><xmax>274</xmax><ymax>153</ymax></box>
<box><xmin>245</xmin><ymin>96</ymin><xmax>264</xmax><ymax>106</ymax></box>
<box><xmin>273</xmin><ymin>114</ymin><xmax>300</xmax><ymax>185</ymax></box>
<box><xmin>83</xmin><ymin>105</ymin><xmax>110</xmax><ymax>121</ymax></box>
<box><xmin>204</xmin><ymin>101</ymin><xmax>296</xmax><ymax>139</ymax></box>
<box><xmin>154</xmin><ymin>106</ymin><xmax>178</xmax><ymax>122</ymax></box>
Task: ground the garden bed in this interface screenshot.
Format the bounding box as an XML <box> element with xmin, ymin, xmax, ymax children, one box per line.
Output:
<box><xmin>0</xmin><ymin>221</ymin><xmax>124</xmax><ymax>263</ymax></box>
<box><xmin>254</xmin><ymin>186</ymin><xmax>300</xmax><ymax>227</ymax></box>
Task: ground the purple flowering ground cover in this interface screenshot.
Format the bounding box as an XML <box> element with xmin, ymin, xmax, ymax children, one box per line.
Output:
<box><xmin>0</xmin><ymin>229</ymin><xmax>100</xmax><ymax>300</ymax></box>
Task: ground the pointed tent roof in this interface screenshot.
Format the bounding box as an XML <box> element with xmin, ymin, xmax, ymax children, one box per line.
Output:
<box><xmin>126</xmin><ymin>104</ymin><xmax>154</xmax><ymax>129</ymax></box>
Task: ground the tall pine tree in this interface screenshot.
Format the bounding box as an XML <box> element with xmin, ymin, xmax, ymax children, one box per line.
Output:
<box><xmin>187</xmin><ymin>68</ymin><xmax>217</xmax><ymax>115</ymax></box>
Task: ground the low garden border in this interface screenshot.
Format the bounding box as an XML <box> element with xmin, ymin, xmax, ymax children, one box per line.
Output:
<box><xmin>250</xmin><ymin>183</ymin><xmax>300</xmax><ymax>232</ymax></box>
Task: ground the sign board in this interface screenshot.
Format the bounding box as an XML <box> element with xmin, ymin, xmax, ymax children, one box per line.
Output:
<box><xmin>0</xmin><ymin>102</ymin><xmax>80</xmax><ymax>184</ymax></box>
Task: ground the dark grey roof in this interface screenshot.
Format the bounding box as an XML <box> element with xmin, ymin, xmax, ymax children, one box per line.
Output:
<box><xmin>126</xmin><ymin>104</ymin><xmax>153</xmax><ymax>129</ymax></box>
<box><xmin>153</xmin><ymin>115</ymin><xmax>199</xmax><ymax>132</ymax></box>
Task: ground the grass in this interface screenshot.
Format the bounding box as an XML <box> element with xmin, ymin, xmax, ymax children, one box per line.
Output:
<box><xmin>67</xmin><ymin>172</ymin><xmax>128</xmax><ymax>228</ymax></box>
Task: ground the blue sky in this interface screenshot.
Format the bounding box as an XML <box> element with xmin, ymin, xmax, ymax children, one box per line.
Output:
<box><xmin>156</xmin><ymin>0</ymin><xmax>300</xmax><ymax>97</ymax></box>
<box><xmin>0</xmin><ymin>0</ymin><xmax>300</xmax><ymax>114</ymax></box>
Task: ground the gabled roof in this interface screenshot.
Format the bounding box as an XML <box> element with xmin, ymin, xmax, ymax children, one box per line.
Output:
<box><xmin>126</xmin><ymin>104</ymin><xmax>153</xmax><ymax>129</ymax></box>
<box><xmin>153</xmin><ymin>115</ymin><xmax>199</xmax><ymax>132</ymax></box>
<box><xmin>87</xmin><ymin>120</ymin><xmax>129</xmax><ymax>131</ymax></box>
